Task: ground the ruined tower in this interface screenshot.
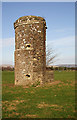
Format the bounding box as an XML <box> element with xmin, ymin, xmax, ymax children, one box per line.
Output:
<box><xmin>14</xmin><ymin>15</ymin><xmax>47</xmax><ymax>85</ymax></box>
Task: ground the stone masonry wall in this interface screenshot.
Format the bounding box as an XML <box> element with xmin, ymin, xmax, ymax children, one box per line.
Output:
<box><xmin>14</xmin><ymin>16</ymin><xmax>47</xmax><ymax>85</ymax></box>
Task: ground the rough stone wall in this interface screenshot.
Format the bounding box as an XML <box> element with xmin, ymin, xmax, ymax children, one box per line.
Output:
<box><xmin>14</xmin><ymin>16</ymin><xmax>46</xmax><ymax>85</ymax></box>
<box><xmin>46</xmin><ymin>70</ymin><xmax>54</xmax><ymax>82</ymax></box>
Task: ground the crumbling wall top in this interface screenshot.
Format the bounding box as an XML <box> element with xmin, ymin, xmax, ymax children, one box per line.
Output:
<box><xmin>14</xmin><ymin>15</ymin><xmax>46</xmax><ymax>29</ymax></box>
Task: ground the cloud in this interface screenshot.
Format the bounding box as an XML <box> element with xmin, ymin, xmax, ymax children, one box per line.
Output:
<box><xmin>47</xmin><ymin>35</ymin><xmax>75</xmax><ymax>49</ymax></box>
<box><xmin>54</xmin><ymin>56</ymin><xmax>75</xmax><ymax>65</ymax></box>
<box><xmin>1</xmin><ymin>37</ymin><xmax>15</xmax><ymax>48</ymax></box>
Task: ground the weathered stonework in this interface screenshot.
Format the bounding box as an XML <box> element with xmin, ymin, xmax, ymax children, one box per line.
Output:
<box><xmin>14</xmin><ymin>16</ymin><xmax>47</xmax><ymax>85</ymax></box>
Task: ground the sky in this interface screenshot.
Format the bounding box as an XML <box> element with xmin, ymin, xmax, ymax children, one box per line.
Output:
<box><xmin>1</xmin><ymin>2</ymin><xmax>75</xmax><ymax>65</ymax></box>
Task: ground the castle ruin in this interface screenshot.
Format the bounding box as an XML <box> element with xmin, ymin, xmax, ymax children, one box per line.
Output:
<box><xmin>14</xmin><ymin>15</ymin><xmax>47</xmax><ymax>85</ymax></box>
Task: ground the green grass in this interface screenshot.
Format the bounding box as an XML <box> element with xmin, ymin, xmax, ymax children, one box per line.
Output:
<box><xmin>2</xmin><ymin>71</ymin><xmax>75</xmax><ymax>118</ymax></box>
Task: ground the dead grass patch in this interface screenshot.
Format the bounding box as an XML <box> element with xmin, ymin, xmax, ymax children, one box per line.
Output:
<box><xmin>2</xmin><ymin>100</ymin><xmax>27</xmax><ymax>111</ymax></box>
<box><xmin>44</xmin><ymin>81</ymin><xmax>61</xmax><ymax>88</ymax></box>
<box><xmin>61</xmin><ymin>81</ymin><xmax>75</xmax><ymax>87</ymax></box>
<box><xmin>30</xmin><ymin>91</ymin><xmax>35</xmax><ymax>93</ymax></box>
<box><xmin>2</xmin><ymin>100</ymin><xmax>26</xmax><ymax>104</ymax></box>
<box><xmin>37</xmin><ymin>102</ymin><xmax>62</xmax><ymax>109</ymax></box>
<box><xmin>26</xmin><ymin>114</ymin><xmax>38</xmax><ymax>118</ymax></box>
<box><xmin>52</xmin><ymin>108</ymin><xmax>63</xmax><ymax>111</ymax></box>
<box><xmin>47</xmin><ymin>81</ymin><xmax>61</xmax><ymax>85</ymax></box>
<box><xmin>3</xmin><ymin>84</ymin><xmax>15</xmax><ymax>87</ymax></box>
<box><xmin>7</xmin><ymin>106</ymin><xmax>16</xmax><ymax>111</ymax></box>
<box><xmin>12</xmin><ymin>100</ymin><xmax>26</xmax><ymax>103</ymax></box>
<box><xmin>22</xmin><ymin>86</ymin><xmax>29</xmax><ymax>88</ymax></box>
<box><xmin>37</xmin><ymin>102</ymin><xmax>50</xmax><ymax>108</ymax></box>
<box><xmin>8</xmin><ymin>112</ymin><xmax>20</xmax><ymax>117</ymax></box>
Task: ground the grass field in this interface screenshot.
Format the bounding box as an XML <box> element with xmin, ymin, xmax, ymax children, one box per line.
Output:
<box><xmin>2</xmin><ymin>71</ymin><xmax>75</xmax><ymax>118</ymax></box>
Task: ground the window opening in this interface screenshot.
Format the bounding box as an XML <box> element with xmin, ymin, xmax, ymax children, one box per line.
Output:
<box><xmin>25</xmin><ymin>44</ymin><xmax>31</xmax><ymax>48</ymax></box>
<box><xmin>26</xmin><ymin>74</ymin><xmax>30</xmax><ymax>77</ymax></box>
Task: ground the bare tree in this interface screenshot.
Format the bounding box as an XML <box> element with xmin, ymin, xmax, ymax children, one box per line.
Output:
<box><xmin>46</xmin><ymin>45</ymin><xmax>58</xmax><ymax>66</ymax></box>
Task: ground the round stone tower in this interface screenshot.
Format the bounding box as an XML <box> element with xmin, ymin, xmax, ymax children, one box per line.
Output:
<box><xmin>14</xmin><ymin>15</ymin><xmax>47</xmax><ymax>85</ymax></box>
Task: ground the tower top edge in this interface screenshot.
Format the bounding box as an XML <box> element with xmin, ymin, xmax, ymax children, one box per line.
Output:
<box><xmin>14</xmin><ymin>15</ymin><xmax>46</xmax><ymax>29</ymax></box>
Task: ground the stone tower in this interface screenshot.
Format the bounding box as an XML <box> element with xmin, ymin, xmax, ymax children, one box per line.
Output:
<box><xmin>14</xmin><ymin>15</ymin><xmax>47</xmax><ymax>85</ymax></box>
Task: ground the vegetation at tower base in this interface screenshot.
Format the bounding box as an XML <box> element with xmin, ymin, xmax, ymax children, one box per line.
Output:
<box><xmin>14</xmin><ymin>15</ymin><xmax>53</xmax><ymax>86</ymax></box>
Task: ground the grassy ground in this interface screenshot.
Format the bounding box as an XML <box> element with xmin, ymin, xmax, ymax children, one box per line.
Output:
<box><xmin>2</xmin><ymin>71</ymin><xmax>75</xmax><ymax>118</ymax></box>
